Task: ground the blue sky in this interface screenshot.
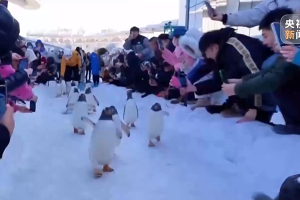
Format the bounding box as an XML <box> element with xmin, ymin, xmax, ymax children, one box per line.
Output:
<box><xmin>9</xmin><ymin>0</ymin><xmax>180</xmax><ymax>35</ymax></box>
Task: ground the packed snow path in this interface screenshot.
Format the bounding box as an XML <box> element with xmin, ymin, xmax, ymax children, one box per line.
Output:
<box><xmin>0</xmin><ymin>83</ymin><xmax>300</xmax><ymax>200</ymax></box>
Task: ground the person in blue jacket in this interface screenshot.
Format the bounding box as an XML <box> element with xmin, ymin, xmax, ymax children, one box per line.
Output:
<box><xmin>90</xmin><ymin>51</ymin><xmax>100</xmax><ymax>87</ymax></box>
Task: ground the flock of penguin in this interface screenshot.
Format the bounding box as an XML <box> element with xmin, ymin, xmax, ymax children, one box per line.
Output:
<box><xmin>56</xmin><ymin>81</ymin><xmax>169</xmax><ymax>178</ymax></box>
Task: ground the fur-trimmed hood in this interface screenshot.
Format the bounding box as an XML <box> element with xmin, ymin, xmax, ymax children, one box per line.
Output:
<box><xmin>179</xmin><ymin>28</ymin><xmax>202</xmax><ymax>58</ymax></box>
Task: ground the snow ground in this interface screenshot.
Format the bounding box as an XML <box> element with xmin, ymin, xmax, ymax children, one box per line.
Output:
<box><xmin>0</xmin><ymin>83</ymin><xmax>300</xmax><ymax>200</ymax></box>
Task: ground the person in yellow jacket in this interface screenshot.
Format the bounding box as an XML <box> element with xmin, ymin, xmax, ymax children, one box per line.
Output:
<box><xmin>61</xmin><ymin>49</ymin><xmax>82</xmax><ymax>83</ymax></box>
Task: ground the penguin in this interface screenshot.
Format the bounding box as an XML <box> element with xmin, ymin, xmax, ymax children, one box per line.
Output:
<box><xmin>81</xmin><ymin>107</ymin><xmax>117</xmax><ymax>178</ymax></box>
<box><xmin>64</xmin><ymin>87</ymin><xmax>80</xmax><ymax>114</ymax></box>
<box><xmin>68</xmin><ymin>81</ymin><xmax>77</xmax><ymax>98</ymax></box>
<box><xmin>72</xmin><ymin>93</ymin><xmax>88</xmax><ymax>135</ymax></box>
<box><xmin>85</xmin><ymin>87</ymin><xmax>99</xmax><ymax>113</ymax></box>
<box><xmin>110</xmin><ymin>106</ymin><xmax>130</xmax><ymax>147</ymax></box>
<box><xmin>61</xmin><ymin>80</ymin><xmax>67</xmax><ymax>95</ymax></box>
<box><xmin>123</xmin><ymin>90</ymin><xmax>138</xmax><ymax>128</ymax></box>
<box><xmin>147</xmin><ymin>103</ymin><xmax>169</xmax><ymax>147</ymax></box>
<box><xmin>55</xmin><ymin>80</ymin><xmax>62</xmax><ymax>97</ymax></box>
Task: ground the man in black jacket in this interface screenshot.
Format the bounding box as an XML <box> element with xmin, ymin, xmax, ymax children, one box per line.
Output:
<box><xmin>194</xmin><ymin>27</ymin><xmax>276</xmax><ymax>123</ymax></box>
<box><xmin>123</xmin><ymin>26</ymin><xmax>154</xmax><ymax>61</ymax></box>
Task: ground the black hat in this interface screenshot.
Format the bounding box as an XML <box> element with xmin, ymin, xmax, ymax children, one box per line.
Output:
<box><xmin>130</xmin><ymin>26</ymin><xmax>139</xmax><ymax>32</ymax></box>
<box><xmin>0</xmin><ymin>5</ymin><xmax>20</xmax><ymax>59</ymax></box>
<box><xmin>278</xmin><ymin>174</ymin><xmax>300</xmax><ymax>200</ymax></box>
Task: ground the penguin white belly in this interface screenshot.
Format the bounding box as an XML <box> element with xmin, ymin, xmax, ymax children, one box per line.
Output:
<box><xmin>147</xmin><ymin>111</ymin><xmax>164</xmax><ymax>139</ymax></box>
<box><xmin>61</xmin><ymin>80</ymin><xmax>67</xmax><ymax>94</ymax></box>
<box><xmin>68</xmin><ymin>86</ymin><xmax>75</xmax><ymax>97</ymax></box>
<box><xmin>113</xmin><ymin>115</ymin><xmax>122</xmax><ymax>147</ymax></box>
<box><xmin>86</xmin><ymin>93</ymin><xmax>97</xmax><ymax>107</ymax></box>
<box><xmin>89</xmin><ymin>122</ymin><xmax>116</xmax><ymax>165</ymax></box>
<box><xmin>72</xmin><ymin>102</ymin><xmax>88</xmax><ymax>129</ymax></box>
<box><xmin>67</xmin><ymin>95</ymin><xmax>79</xmax><ymax>110</ymax></box>
<box><xmin>124</xmin><ymin>100</ymin><xmax>138</xmax><ymax>124</ymax></box>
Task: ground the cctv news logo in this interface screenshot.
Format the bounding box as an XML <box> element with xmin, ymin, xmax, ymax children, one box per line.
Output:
<box><xmin>280</xmin><ymin>14</ymin><xmax>300</xmax><ymax>44</ymax></box>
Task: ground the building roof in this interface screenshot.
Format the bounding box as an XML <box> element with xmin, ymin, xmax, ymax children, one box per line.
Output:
<box><xmin>9</xmin><ymin>0</ymin><xmax>41</xmax><ymax>10</ymax></box>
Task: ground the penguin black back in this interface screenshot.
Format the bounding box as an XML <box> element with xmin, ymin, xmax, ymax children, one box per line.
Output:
<box><xmin>110</xmin><ymin>106</ymin><xmax>118</xmax><ymax>115</ymax></box>
<box><xmin>71</xmin><ymin>81</ymin><xmax>76</xmax><ymax>87</ymax></box>
<box><xmin>126</xmin><ymin>90</ymin><xmax>133</xmax><ymax>100</ymax></box>
<box><xmin>151</xmin><ymin>103</ymin><xmax>162</xmax><ymax>112</ymax></box>
<box><xmin>74</xmin><ymin>88</ymin><xmax>79</xmax><ymax>93</ymax></box>
<box><xmin>99</xmin><ymin>107</ymin><xmax>113</xmax><ymax>120</ymax></box>
<box><xmin>85</xmin><ymin>87</ymin><xmax>92</xmax><ymax>94</ymax></box>
<box><xmin>78</xmin><ymin>94</ymin><xmax>87</xmax><ymax>102</ymax></box>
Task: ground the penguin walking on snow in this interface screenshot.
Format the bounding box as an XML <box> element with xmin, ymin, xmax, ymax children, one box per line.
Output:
<box><xmin>72</xmin><ymin>93</ymin><xmax>88</xmax><ymax>135</ymax></box>
<box><xmin>56</xmin><ymin>80</ymin><xmax>67</xmax><ymax>97</ymax></box>
<box><xmin>110</xmin><ymin>106</ymin><xmax>130</xmax><ymax>147</ymax></box>
<box><xmin>68</xmin><ymin>81</ymin><xmax>77</xmax><ymax>98</ymax></box>
<box><xmin>123</xmin><ymin>90</ymin><xmax>138</xmax><ymax>128</ymax></box>
<box><xmin>85</xmin><ymin>87</ymin><xmax>99</xmax><ymax>113</ymax></box>
<box><xmin>64</xmin><ymin>87</ymin><xmax>80</xmax><ymax>114</ymax></box>
<box><xmin>147</xmin><ymin>103</ymin><xmax>169</xmax><ymax>147</ymax></box>
<box><xmin>81</xmin><ymin>107</ymin><xmax>117</xmax><ymax>178</ymax></box>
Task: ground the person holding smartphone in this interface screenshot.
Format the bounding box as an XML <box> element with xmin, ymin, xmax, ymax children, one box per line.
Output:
<box><xmin>222</xmin><ymin>8</ymin><xmax>300</xmax><ymax>135</ymax></box>
<box><xmin>208</xmin><ymin>0</ymin><xmax>300</xmax><ymax>28</ymax></box>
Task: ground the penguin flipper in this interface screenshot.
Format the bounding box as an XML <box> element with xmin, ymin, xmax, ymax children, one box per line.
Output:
<box><xmin>81</xmin><ymin>117</ymin><xmax>96</xmax><ymax>128</ymax></box>
<box><xmin>93</xmin><ymin>95</ymin><xmax>99</xmax><ymax>106</ymax></box>
<box><xmin>123</xmin><ymin>105</ymin><xmax>126</xmax><ymax>120</ymax></box>
<box><xmin>135</xmin><ymin>103</ymin><xmax>139</xmax><ymax>118</ymax></box>
<box><xmin>121</xmin><ymin>122</ymin><xmax>130</xmax><ymax>135</ymax></box>
<box><xmin>252</xmin><ymin>193</ymin><xmax>274</xmax><ymax>200</ymax></box>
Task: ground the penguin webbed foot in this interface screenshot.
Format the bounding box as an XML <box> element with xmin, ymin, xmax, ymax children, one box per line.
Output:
<box><xmin>74</xmin><ymin>128</ymin><xmax>79</xmax><ymax>134</ymax></box>
<box><xmin>103</xmin><ymin>164</ymin><xmax>114</xmax><ymax>172</ymax></box>
<box><xmin>93</xmin><ymin>169</ymin><xmax>103</xmax><ymax>178</ymax></box>
<box><xmin>131</xmin><ymin>123</ymin><xmax>136</xmax><ymax>128</ymax></box>
<box><xmin>148</xmin><ymin>140</ymin><xmax>155</xmax><ymax>147</ymax></box>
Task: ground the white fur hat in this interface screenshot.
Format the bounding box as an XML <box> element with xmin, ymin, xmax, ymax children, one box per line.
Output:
<box><xmin>179</xmin><ymin>28</ymin><xmax>203</xmax><ymax>58</ymax></box>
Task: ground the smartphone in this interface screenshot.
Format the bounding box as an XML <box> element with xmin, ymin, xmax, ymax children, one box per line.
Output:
<box><xmin>19</xmin><ymin>58</ymin><xmax>29</xmax><ymax>70</ymax></box>
<box><xmin>30</xmin><ymin>101</ymin><xmax>36</xmax><ymax>112</ymax></box>
<box><xmin>0</xmin><ymin>80</ymin><xmax>7</xmax><ymax>104</ymax></box>
<box><xmin>219</xmin><ymin>70</ymin><xmax>228</xmax><ymax>83</ymax></box>
<box><xmin>271</xmin><ymin>22</ymin><xmax>286</xmax><ymax>50</ymax></box>
<box><xmin>204</xmin><ymin>1</ymin><xmax>217</xmax><ymax>17</ymax></box>
<box><xmin>157</xmin><ymin>39</ymin><xmax>164</xmax><ymax>50</ymax></box>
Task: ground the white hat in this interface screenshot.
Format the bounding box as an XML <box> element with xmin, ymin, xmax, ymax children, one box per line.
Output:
<box><xmin>179</xmin><ymin>28</ymin><xmax>203</xmax><ymax>58</ymax></box>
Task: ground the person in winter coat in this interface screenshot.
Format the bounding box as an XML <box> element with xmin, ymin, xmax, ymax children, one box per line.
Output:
<box><xmin>35</xmin><ymin>39</ymin><xmax>47</xmax><ymax>57</ymax></box>
<box><xmin>90</xmin><ymin>51</ymin><xmax>100</xmax><ymax>87</ymax></box>
<box><xmin>47</xmin><ymin>48</ymin><xmax>62</xmax><ymax>78</ymax></box>
<box><xmin>222</xmin><ymin>8</ymin><xmax>300</xmax><ymax>134</ymax></box>
<box><xmin>85</xmin><ymin>52</ymin><xmax>91</xmax><ymax>82</ymax></box>
<box><xmin>0</xmin><ymin>5</ymin><xmax>36</xmax><ymax>103</ymax></box>
<box><xmin>60</xmin><ymin>49</ymin><xmax>81</xmax><ymax>83</ymax></box>
<box><xmin>197</xmin><ymin>27</ymin><xmax>276</xmax><ymax>124</ymax></box>
<box><xmin>0</xmin><ymin>102</ymin><xmax>14</xmax><ymax>159</ymax></box>
<box><xmin>209</xmin><ymin>0</ymin><xmax>300</xmax><ymax>28</ymax></box>
<box><xmin>160</xmin><ymin>27</ymin><xmax>195</xmax><ymax>103</ymax></box>
<box><xmin>123</xmin><ymin>26</ymin><xmax>154</xmax><ymax>61</ymax></box>
<box><xmin>158</xmin><ymin>33</ymin><xmax>176</xmax><ymax>53</ymax></box>
<box><xmin>178</xmin><ymin>28</ymin><xmax>214</xmax><ymax>108</ymax></box>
